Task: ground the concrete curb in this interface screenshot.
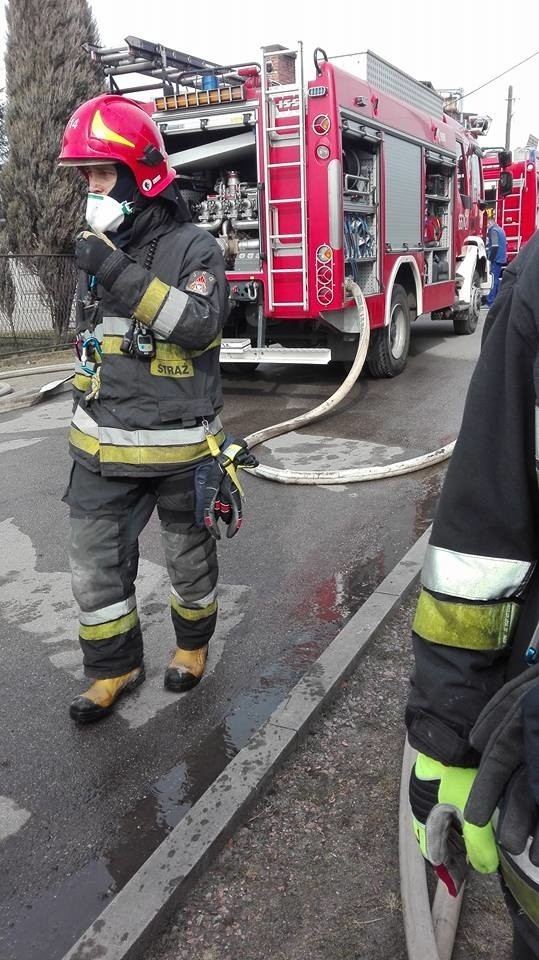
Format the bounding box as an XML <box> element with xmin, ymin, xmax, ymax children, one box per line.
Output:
<box><xmin>61</xmin><ymin>526</ymin><xmax>430</xmax><ymax>960</ymax></box>
<box><xmin>0</xmin><ymin>362</ymin><xmax>73</xmax><ymax>380</ymax></box>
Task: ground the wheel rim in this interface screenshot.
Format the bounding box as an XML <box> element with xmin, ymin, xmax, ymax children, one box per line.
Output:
<box><xmin>471</xmin><ymin>284</ymin><xmax>482</xmax><ymax>320</ymax></box>
<box><xmin>389</xmin><ymin>303</ymin><xmax>407</xmax><ymax>359</ymax></box>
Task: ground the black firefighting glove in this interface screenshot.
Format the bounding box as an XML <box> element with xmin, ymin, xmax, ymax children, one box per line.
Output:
<box><xmin>464</xmin><ymin>662</ymin><xmax>539</xmax><ymax>864</ymax></box>
<box><xmin>75</xmin><ymin>230</ymin><xmax>132</xmax><ymax>290</ymax></box>
<box><xmin>195</xmin><ymin>436</ymin><xmax>258</xmax><ymax>541</ymax></box>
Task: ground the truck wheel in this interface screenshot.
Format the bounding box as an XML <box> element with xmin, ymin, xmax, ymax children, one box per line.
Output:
<box><xmin>453</xmin><ymin>271</ymin><xmax>481</xmax><ymax>335</ymax></box>
<box><xmin>366</xmin><ymin>284</ymin><xmax>411</xmax><ymax>378</ymax></box>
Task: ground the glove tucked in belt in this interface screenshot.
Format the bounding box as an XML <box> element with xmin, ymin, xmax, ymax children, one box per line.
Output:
<box><xmin>409</xmin><ymin>752</ymin><xmax>498</xmax><ymax>896</ymax></box>
<box><xmin>195</xmin><ymin>431</ymin><xmax>258</xmax><ymax>540</ymax></box>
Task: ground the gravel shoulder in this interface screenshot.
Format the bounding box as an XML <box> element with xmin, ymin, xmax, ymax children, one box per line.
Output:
<box><xmin>144</xmin><ymin>591</ymin><xmax>512</xmax><ymax>960</ymax></box>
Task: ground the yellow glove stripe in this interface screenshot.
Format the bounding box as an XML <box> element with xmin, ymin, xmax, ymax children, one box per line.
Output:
<box><xmin>462</xmin><ymin>820</ymin><xmax>499</xmax><ymax>873</ymax></box>
<box><xmin>78</xmin><ymin>228</ymin><xmax>116</xmax><ymax>249</ymax></box>
<box><xmin>134</xmin><ymin>278</ymin><xmax>170</xmax><ymax>327</ymax></box>
<box><xmin>412</xmin><ymin>816</ymin><xmax>429</xmax><ymax>858</ymax></box>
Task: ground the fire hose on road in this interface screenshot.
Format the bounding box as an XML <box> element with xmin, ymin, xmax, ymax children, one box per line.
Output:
<box><xmin>245</xmin><ymin>278</ymin><xmax>455</xmax><ymax>484</ymax></box>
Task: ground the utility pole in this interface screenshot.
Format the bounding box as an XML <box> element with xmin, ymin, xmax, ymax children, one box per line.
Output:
<box><xmin>505</xmin><ymin>85</ymin><xmax>514</xmax><ymax>151</ymax></box>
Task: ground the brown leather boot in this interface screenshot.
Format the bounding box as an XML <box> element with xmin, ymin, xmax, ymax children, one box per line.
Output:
<box><xmin>164</xmin><ymin>645</ymin><xmax>208</xmax><ymax>692</ymax></box>
<box><xmin>69</xmin><ymin>665</ymin><xmax>145</xmax><ymax>723</ymax></box>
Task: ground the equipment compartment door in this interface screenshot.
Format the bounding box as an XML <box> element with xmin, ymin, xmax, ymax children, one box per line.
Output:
<box><xmin>384</xmin><ymin>135</ymin><xmax>422</xmax><ymax>251</ymax></box>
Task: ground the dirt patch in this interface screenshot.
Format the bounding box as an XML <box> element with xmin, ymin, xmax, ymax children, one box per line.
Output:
<box><xmin>144</xmin><ymin>592</ymin><xmax>512</xmax><ymax>960</ymax></box>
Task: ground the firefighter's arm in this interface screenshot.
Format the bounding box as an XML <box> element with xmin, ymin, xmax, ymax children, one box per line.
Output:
<box><xmin>406</xmin><ymin>280</ymin><xmax>539</xmax><ymax>767</ymax></box>
<box><xmin>75</xmin><ymin>230</ymin><xmax>227</xmax><ymax>351</ymax></box>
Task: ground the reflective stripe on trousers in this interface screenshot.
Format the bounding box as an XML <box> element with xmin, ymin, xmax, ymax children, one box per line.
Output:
<box><xmin>63</xmin><ymin>462</ymin><xmax>218</xmax><ymax>678</ymax></box>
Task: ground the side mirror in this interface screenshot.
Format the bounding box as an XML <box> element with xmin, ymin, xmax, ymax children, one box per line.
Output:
<box><xmin>499</xmin><ymin>171</ymin><xmax>513</xmax><ymax>196</ymax></box>
<box><xmin>460</xmin><ymin>194</ymin><xmax>472</xmax><ymax>210</ymax></box>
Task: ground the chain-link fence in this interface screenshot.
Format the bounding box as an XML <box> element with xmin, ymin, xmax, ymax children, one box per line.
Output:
<box><xmin>0</xmin><ymin>254</ymin><xmax>77</xmax><ymax>357</ymax></box>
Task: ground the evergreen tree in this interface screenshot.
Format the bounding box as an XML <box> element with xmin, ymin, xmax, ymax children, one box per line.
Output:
<box><xmin>0</xmin><ymin>103</ymin><xmax>9</xmax><ymax>167</ymax></box>
<box><xmin>0</xmin><ymin>0</ymin><xmax>103</xmax><ymax>340</ymax></box>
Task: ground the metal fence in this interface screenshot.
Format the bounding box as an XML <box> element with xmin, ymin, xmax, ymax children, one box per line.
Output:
<box><xmin>0</xmin><ymin>254</ymin><xmax>77</xmax><ymax>356</ymax></box>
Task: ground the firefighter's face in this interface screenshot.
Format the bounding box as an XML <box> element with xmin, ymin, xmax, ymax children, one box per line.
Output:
<box><xmin>87</xmin><ymin>164</ymin><xmax>118</xmax><ymax>196</ymax></box>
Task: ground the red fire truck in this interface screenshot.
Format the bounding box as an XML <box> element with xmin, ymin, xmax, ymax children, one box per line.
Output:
<box><xmin>481</xmin><ymin>146</ymin><xmax>539</xmax><ymax>263</ymax></box>
<box><xmin>88</xmin><ymin>38</ymin><xmax>489</xmax><ymax>376</ymax></box>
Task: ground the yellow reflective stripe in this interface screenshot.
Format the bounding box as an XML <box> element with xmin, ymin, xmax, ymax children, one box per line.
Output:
<box><xmin>101</xmin><ymin>335</ymin><xmax>124</xmax><ymax>355</ymax></box>
<box><xmin>73</xmin><ymin>373</ymin><xmax>92</xmax><ymax>391</ymax></box>
<box><xmin>500</xmin><ymin>850</ymin><xmax>539</xmax><ymax>927</ymax></box>
<box><xmin>422</xmin><ymin>543</ymin><xmax>531</xmax><ymax>601</ymax></box>
<box><xmin>79</xmin><ymin>608</ymin><xmax>139</xmax><ymax>641</ymax></box>
<box><xmin>171</xmin><ymin>585</ymin><xmax>217</xmax><ymax>608</ymax></box>
<box><xmin>413</xmin><ymin>589</ymin><xmax>520</xmax><ymax>650</ymax></box>
<box><xmin>133</xmin><ymin>278</ymin><xmax>170</xmax><ymax>326</ymax></box>
<box><xmin>69</xmin><ymin>426</ymin><xmax>99</xmax><ymax>455</ymax></box>
<box><xmin>100</xmin><ymin>431</ymin><xmax>225</xmax><ymax>465</ymax></box>
<box><xmin>101</xmin><ymin>334</ymin><xmax>221</xmax><ymax>359</ymax></box>
<box><xmin>184</xmin><ymin>335</ymin><xmax>222</xmax><ymax>358</ymax></box>
<box><xmin>171</xmin><ymin>595</ymin><xmax>218</xmax><ymax>621</ymax></box>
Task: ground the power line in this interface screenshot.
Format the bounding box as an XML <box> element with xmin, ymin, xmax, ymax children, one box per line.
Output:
<box><xmin>458</xmin><ymin>49</ymin><xmax>539</xmax><ymax>102</ymax></box>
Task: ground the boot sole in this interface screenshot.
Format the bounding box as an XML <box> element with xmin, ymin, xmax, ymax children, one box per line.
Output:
<box><xmin>70</xmin><ymin>668</ymin><xmax>146</xmax><ymax>724</ymax></box>
<box><xmin>163</xmin><ymin>671</ymin><xmax>202</xmax><ymax>693</ymax></box>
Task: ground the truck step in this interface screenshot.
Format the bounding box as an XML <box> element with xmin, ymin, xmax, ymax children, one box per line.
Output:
<box><xmin>220</xmin><ymin>341</ymin><xmax>331</xmax><ymax>365</ymax></box>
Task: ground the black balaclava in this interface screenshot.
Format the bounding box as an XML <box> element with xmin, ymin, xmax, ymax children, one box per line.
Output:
<box><xmin>106</xmin><ymin>163</ymin><xmax>138</xmax><ymax>245</ymax></box>
<box><xmin>132</xmin><ymin>178</ymin><xmax>192</xmax><ymax>225</ymax></box>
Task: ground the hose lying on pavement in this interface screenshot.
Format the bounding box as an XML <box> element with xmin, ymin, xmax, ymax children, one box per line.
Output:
<box><xmin>244</xmin><ymin>278</ymin><xmax>455</xmax><ymax>484</ymax></box>
<box><xmin>399</xmin><ymin>737</ymin><xmax>465</xmax><ymax>960</ymax></box>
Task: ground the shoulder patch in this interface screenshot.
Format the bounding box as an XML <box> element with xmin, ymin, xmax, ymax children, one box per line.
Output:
<box><xmin>185</xmin><ymin>270</ymin><xmax>216</xmax><ymax>297</ymax></box>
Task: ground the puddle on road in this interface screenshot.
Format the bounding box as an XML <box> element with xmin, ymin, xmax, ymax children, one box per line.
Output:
<box><xmin>2</xmin><ymin>470</ymin><xmax>443</xmax><ymax>959</ymax></box>
<box><xmin>2</xmin><ymin>648</ymin><xmax>320</xmax><ymax>960</ymax></box>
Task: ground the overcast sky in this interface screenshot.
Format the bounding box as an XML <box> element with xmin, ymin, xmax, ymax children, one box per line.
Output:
<box><xmin>1</xmin><ymin>0</ymin><xmax>538</xmax><ymax>150</ymax></box>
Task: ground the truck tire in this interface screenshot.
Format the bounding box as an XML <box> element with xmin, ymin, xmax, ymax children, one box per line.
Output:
<box><xmin>453</xmin><ymin>271</ymin><xmax>481</xmax><ymax>335</ymax></box>
<box><xmin>366</xmin><ymin>284</ymin><xmax>411</xmax><ymax>378</ymax></box>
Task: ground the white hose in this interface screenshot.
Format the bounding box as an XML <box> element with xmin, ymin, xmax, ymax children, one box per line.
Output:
<box><xmin>399</xmin><ymin>738</ymin><xmax>465</xmax><ymax>960</ymax></box>
<box><xmin>245</xmin><ymin>279</ymin><xmax>455</xmax><ymax>484</ymax></box>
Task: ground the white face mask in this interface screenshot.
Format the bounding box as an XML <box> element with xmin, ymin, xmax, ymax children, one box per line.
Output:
<box><xmin>85</xmin><ymin>193</ymin><xmax>134</xmax><ymax>234</ymax></box>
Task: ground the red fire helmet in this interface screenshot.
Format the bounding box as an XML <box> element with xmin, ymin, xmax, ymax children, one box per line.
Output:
<box><xmin>58</xmin><ymin>94</ymin><xmax>176</xmax><ymax>198</ymax></box>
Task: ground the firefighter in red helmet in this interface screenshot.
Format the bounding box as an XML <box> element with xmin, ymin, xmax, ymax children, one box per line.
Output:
<box><xmin>58</xmin><ymin>94</ymin><xmax>257</xmax><ymax>723</ymax></box>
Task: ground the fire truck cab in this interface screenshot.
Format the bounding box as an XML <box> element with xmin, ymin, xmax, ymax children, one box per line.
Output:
<box><xmin>89</xmin><ymin>38</ymin><xmax>489</xmax><ymax>376</ymax></box>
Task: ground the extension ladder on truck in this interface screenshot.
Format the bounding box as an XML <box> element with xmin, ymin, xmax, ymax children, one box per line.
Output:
<box><xmin>261</xmin><ymin>43</ymin><xmax>308</xmax><ymax>312</ymax></box>
<box><xmin>501</xmin><ymin>175</ymin><xmax>525</xmax><ymax>260</ymax></box>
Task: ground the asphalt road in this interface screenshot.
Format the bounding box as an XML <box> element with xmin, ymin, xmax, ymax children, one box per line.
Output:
<box><xmin>0</xmin><ymin>313</ymin><xmax>484</xmax><ymax>959</ymax></box>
